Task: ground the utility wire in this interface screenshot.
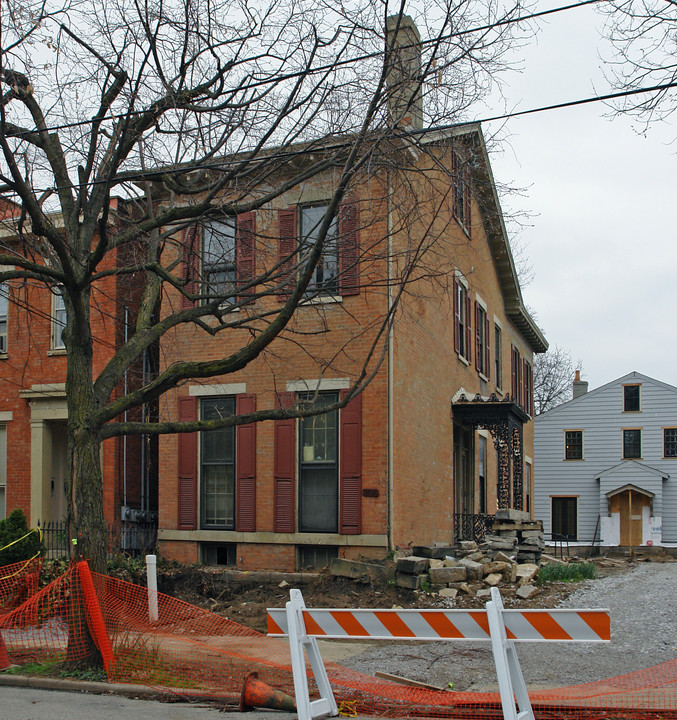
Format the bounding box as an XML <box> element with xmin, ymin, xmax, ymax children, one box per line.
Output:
<box><xmin>0</xmin><ymin>0</ymin><xmax>605</xmax><ymax>140</ymax></box>
<box><xmin>0</xmin><ymin>77</ymin><xmax>675</xmax><ymax>201</ymax></box>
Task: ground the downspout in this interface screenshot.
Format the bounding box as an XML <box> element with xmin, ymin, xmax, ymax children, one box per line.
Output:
<box><xmin>122</xmin><ymin>306</ymin><xmax>129</xmax><ymax>510</ymax></box>
<box><xmin>387</xmin><ymin>169</ymin><xmax>395</xmax><ymax>554</ymax></box>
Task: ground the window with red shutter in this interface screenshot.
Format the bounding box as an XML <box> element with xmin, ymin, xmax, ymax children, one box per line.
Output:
<box><xmin>177</xmin><ymin>396</ymin><xmax>197</xmax><ymax>529</ymax></box>
<box><xmin>339</xmin><ymin>201</ymin><xmax>360</xmax><ymax>296</ymax></box>
<box><xmin>274</xmin><ymin>392</ymin><xmax>296</xmax><ymax>532</ymax></box>
<box><xmin>278</xmin><ymin>208</ymin><xmax>297</xmax><ymax>300</ymax></box>
<box><xmin>339</xmin><ymin>390</ymin><xmax>362</xmax><ymax>535</ymax></box>
<box><xmin>236</xmin><ymin>212</ymin><xmax>256</xmax><ymax>301</ymax></box>
<box><xmin>200</xmin><ymin>396</ymin><xmax>236</xmax><ymax>528</ymax></box>
<box><xmin>454</xmin><ymin>275</ymin><xmax>471</xmax><ymax>363</ymax></box>
<box><xmin>236</xmin><ymin>394</ymin><xmax>256</xmax><ymax>532</ymax></box>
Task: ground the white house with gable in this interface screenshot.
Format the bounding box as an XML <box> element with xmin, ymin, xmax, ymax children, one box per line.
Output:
<box><xmin>534</xmin><ymin>371</ymin><xmax>677</xmax><ymax>547</ymax></box>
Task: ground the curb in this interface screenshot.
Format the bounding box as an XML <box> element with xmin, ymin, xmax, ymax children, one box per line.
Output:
<box><xmin>0</xmin><ymin>673</ymin><xmax>177</xmax><ymax>698</ymax></box>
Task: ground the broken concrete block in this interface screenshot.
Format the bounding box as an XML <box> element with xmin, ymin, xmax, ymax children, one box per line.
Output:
<box><xmin>516</xmin><ymin>584</ymin><xmax>540</xmax><ymax>599</ymax></box>
<box><xmin>439</xmin><ymin>587</ymin><xmax>458</xmax><ymax>599</ymax></box>
<box><xmin>494</xmin><ymin>508</ymin><xmax>530</xmax><ymax>523</ymax></box>
<box><xmin>482</xmin><ymin>561</ymin><xmax>509</xmax><ymax>576</ymax></box>
<box><xmin>458</xmin><ymin>557</ymin><xmax>483</xmax><ymax>582</ymax></box>
<box><xmin>429</xmin><ymin>558</ymin><xmax>444</xmax><ymax>569</ymax></box>
<box><xmin>429</xmin><ymin>566</ymin><xmax>467</xmax><ymax>584</ymax></box>
<box><xmin>412</xmin><ymin>545</ymin><xmax>456</xmax><ymax>559</ymax></box>
<box><xmin>476</xmin><ymin>588</ymin><xmax>492</xmax><ymax>599</ymax></box>
<box><xmin>330</xmin><ymin>558</ymin><xmax>395</xmax><ymax>582</ymax></box>
<box><xmin>515</xmin><ymin>563</ymin><xmax>539</xmax><ymax>582</ymax></box>
<box><xmin>494</xmin><ymin>551</ymin><xmax>514</xmax><ymax>563</ymax></box>
<box><xmin>396</xmin><ymin>572</ymin><xmax>424</xmax><ymax>590</ymax></box>
<box><xmin>484</xmin><ymin>573</ymin><xmax>502</xmax><ymax>586</ymax></box>
<box><xmin>396</xmin><ymin>556</ymin><xmax>430</xmax><ymax>575</ymax></box>
<box><xmin>459</xmin><ymin>540</ymin><xmax>478</xmax><ymax>552</ymax></box>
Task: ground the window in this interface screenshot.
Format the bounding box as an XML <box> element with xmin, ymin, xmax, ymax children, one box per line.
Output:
<box><xmin>494</xmin><ymin>324</ymin><xmax>502</xmax><ymax>389</ymax></box>
<box><xmin>298</xmin><ymin>545</ymin><xmax>338</xmax><ymax>570</ymax></box>
<box><xmin>525</xmin><ymin>461</ymin><xmax>532</xmax><ymax>514</ymax></box>
<box><xmin>664</xmin><ymin>428</ymin><xmax>677</xmax><ymax>458</ymax></box>
<box><xmin>298</xmin><ymin>392</ymin><xmax>339</xmax><ymax>532</ymax></box>
<box><xmin>0</xmin><ymin>424</ymin><xmax>5</xmax><ymax>517</ymax></box>
<box><xmin>551</xmin><ymin>497</ymin><xmax>577</xmax><ymax>541</ymax></box>
<box><xmin>511</xmin><ymin>345</ymin><xmax>522</xmax><ymax>404</ymax></box>
<box><xmin>200</xmin><ymin>397</ymin><xmax>236</xmax><ymax>529</ymax></box>
<box><xmin>624</xmin><ymin>385</ymin><xmax>640</xmax><ymax>412</ymax></box>
<box><xmin>300</xmin><ymin>205</ymin><xmax>339</xmax><ymax>295</ymax></box>
<box><xmin>0</xmin><ymin>283</ymin><xmax>7</xmax><ymax>354</ymax></box>
<box><xmin>201</xmin><ymin>542</ymin><xmax>236</xmax><ymax>566</ymax></box>
<box><xmin>623</xmin><ymin>429</ymin><xmax>642</xmax><ymax>459</ymax></box>
<box><xmin>452</xmin><ymin>149</ymin><xmax>471</xmax><ymax>235</ymax></box>
<box><xmin>453</xmin><ymin>276</ymin><xmax>471</xmax><ymax>362</ymax></box>
<box><xmin>478</xmin><ymin>435</ymin><xmax>487</xmax><ymax>514</ymax></box>
<box><xmin>52</xmin><ymin>288</ymin><xmax>66</xmax><ymax>349</ymax></box>
<box><xmin>475</xmin><ymin>302</ymin><xmax>490</xmax><ymax>378</ymax></box>
<box><xmin>565</xmin><ymin>430</ymin><xmax>583</xmax><ymax>460</ymax></box>
<box><xmin>202</xmin><ymin>217</ymin><xmax>237</xmax><ymax>300</ymax></box>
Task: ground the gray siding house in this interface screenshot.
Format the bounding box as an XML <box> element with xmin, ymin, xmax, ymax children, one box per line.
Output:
<box><xmin>534</xmin><ymin>372</ymin><xmax>677</xmax><ymax>547</ymax></box>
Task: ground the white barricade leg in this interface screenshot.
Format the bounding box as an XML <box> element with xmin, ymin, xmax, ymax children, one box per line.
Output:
<box><xmin>286</xmin><ymin>588</ymin><xmax>338</xmax><ymax>720</ymax></box>
<box><xmin>486</xmin><ymin>587</ymin><xmax>535</xmax><ymax>720</ymax></box>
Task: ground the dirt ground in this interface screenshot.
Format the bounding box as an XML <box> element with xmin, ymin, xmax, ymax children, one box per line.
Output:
<box><xmin>145</xmin><ymin>553</ymin><xmax>652</xmax><ymax>634</ymax></box>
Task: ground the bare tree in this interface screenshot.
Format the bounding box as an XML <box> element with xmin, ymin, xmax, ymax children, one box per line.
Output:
<box><xmin>533</xmin><ymin>345</ymin><xmax>579</xmax><ymax>415</ymax></box>
<box><xmin>0</xmin><ymin>0</ymin><xmax>533</xmax><ymax>587</ymax></box>
<box><xmin>601</xmin><ymin>0</ymin><xmax>677</xmax><ymax>126</ymax></box>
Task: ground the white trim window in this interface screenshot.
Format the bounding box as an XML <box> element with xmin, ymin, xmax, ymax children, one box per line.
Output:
<box><xmin>0</xmin><ymin>282</ymin><xmax>8</xmax><ymax>353</ymax></box>
<box><xmin>52</xmin><ymin>287</ymin><xmax>67</xmax><ymax>349</ymax></box>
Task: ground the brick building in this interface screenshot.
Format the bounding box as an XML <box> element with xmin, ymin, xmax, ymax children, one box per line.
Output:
<box><xmin>0</xmin><ymin>199</ymin><xmax>156</xmax><ymax>538</ymax></box>
<box><xmin>154</xmin><ymin>117</ymin><xmax>547</xmax><ymax>570</ymax></box>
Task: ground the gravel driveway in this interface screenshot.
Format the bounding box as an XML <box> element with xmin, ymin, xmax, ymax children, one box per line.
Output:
<box><xmin>337</xmin><ymin>561</ymin><xmax>677</xmax><ymax>691</ymax></box>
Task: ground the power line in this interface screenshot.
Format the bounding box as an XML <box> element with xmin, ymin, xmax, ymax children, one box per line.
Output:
<box><xmin>0</xmin><ymin>0</ymin><xmax>604</xmax><ymax>140</ymax></box>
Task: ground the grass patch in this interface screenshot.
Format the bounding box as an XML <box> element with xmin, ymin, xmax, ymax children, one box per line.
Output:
<box><xmin>1</xmin><ymin>659</ymin><xmax>107</xmax><ymax>682</ymax></box>
<box><xmin>537</xmin><ymin>562</ymin><xmax>597</xmax><ymax>584</ymax></box>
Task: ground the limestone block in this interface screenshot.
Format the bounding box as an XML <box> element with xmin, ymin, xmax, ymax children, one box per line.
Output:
<box><xmin>396</xmin><ymin>556</ymin><xmax>430</xmax><ymax>575</ymax></box>
<box><xmin>494</xmin><ymin>508</ymin><xmax>530</xmax><ymax>523</ymax></box>
<box><xmin>429</xmin><ymin>566</ymin><xmax>467</xmax><ymax>584</ymax></box>
<box><xmin>484</xmin><ymin>573</ymin><xmax>502</xmax><ymax>586</ymax></box>
<box><xmin>476</xmin><ymin>588</ymin><xmax>492</xmax><ymax>599</ymax></box>
<box><xmin>395</xmin><ymin>572</ymin><xmax>423</xmax><ymax>590</ymax></box>
<box><xmin>429</xmin><ymin>558</ymin><xmax>444</xmax><ymax>569</ymax></box>
<box><xmin>515</xmin><ymin>563</ymin><xmax>539</xmax><ymax>582</ymax></box>
<box><xmin>412</xmin><ymin>545</ymin><xmax>456</xmax><ymax>559</ymax></box>
<box><xmin>482</xmin><ymin>561</ymin><xmax>509</xmax><ymax>576</ymax></box>
<box><xmin>459</xmin><ymin>540</ymin><xmax>478</xmax><ymax>552</ymax></box>
<box><xmin>439</xmin><ymin>587</ymin><xmax>458</xmax><ymax>599</ymax></box>
<box><xmin>494</xmin><ymin>551</ymin><xmax>514</xmax><ymax>563</ymax></box>
<box><xmin>516</xmin><ymin>584</ymin><xmax>540</xmax><ymax>599</ymax></box>
<box><xmin>330</xmin><ymin>558</ymin><xmax>395</xmax><ymax>582</ymax></box>
<box><xmin>458</xmin><ymin>558</ymin><xmax>483</xmax><ymax>582</ymax></box>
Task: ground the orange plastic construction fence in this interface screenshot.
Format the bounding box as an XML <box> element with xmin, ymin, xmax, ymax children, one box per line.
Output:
<box><xmin>0</xmin><ymin>559</ymin><xmax>674</xmax><ymax>720</ymax></box>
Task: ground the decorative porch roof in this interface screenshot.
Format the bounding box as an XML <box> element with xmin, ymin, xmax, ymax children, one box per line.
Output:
<box><xmin>605</xmin><ymin>483</ymin><xmax>655</xmax><ymax>500</ymax></box>
<box><xmin>451</xmin><ymin>391</ymin><xmax>530</xmax><ymax>426</ymax></box>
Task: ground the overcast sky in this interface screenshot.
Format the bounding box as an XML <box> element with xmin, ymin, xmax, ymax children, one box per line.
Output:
<box><xmin>481</xmin><ymin>1</ymin><xmax>676</xmax><ymax>392</ymax></box>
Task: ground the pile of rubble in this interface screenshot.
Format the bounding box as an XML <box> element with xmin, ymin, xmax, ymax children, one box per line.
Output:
<box><xmin>331</xmin><ymin>509</ymin><xmax>551</xmax><ymax>600</ymax></box>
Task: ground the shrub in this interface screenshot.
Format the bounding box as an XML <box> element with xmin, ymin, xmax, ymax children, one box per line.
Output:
<box><xmin>537</xmin><ymin>561</ymin><xmax>597</xmax><ymax>584</ymax></box>
<box><xmin>0</xmin><ymin>509</ymin><xmax>44</xmax><ymax>566</ymax></box>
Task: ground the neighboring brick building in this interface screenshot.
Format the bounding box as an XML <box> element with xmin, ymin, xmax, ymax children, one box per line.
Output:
<box><xmin>0</xmin><ymin>199</ymin><xmax>156</xmax><ymax>539</ymax></box>
<box><xmin>154</xmin><ymin>119</ymin><xmax>547</xmax><ymax>570</ymax></box>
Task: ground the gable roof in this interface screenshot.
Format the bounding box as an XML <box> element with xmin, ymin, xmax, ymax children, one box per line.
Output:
<box><xmin>594</xmin><ymin>459</ymin><xmax>669</xmax><ymax>481</ymax></box>
<box><xmin>536</xmin><ymin>371</ymin><xmax>677</xmax><ymax>420</ymax></box>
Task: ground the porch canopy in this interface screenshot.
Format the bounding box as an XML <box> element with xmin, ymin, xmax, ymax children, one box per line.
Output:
<box><xmin>452</xmin><ymin>392</ymin><xmax>529</xmax><ymax>510</ymax></box>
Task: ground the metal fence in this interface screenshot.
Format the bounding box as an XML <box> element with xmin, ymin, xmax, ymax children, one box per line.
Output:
<box><xmin>38</xmin><ymin>520</ymin><xmax>158</xmax><ymax>559</ymax></box>
<box><xmin>453</xmin><ymin>513</ymin><xmax>495</xmax><ymax>544</ymax></box>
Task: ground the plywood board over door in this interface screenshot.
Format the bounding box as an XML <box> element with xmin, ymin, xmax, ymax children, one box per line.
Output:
<box><xmin>610</xmin><ymin>488</ymin><xmax>651</xmax><ymax>546</ymax></box>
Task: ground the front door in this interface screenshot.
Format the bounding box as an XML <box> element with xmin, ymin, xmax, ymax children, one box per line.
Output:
<box><xmin>49</xmin><ymin>421</ymin><xmax>68</xmax><ymax>522</ymax></box>
<box><xmin>610</xmin><ymin>489</ymin><xmax>650</xmax><ymax>546</ymax></box>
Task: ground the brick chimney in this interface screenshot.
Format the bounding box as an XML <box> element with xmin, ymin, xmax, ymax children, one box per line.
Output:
<box><xmin>572</xmin><ymin>369</ymin><xmax>588</xmax><ymax>399</ymax></box>
<box><xmin>385</xmin><ymin>14</ymin><xmax>423</xmax><ymax>131</ymax></box>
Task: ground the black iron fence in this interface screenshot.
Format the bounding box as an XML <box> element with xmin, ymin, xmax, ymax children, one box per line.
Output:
<box><xmin>453</xmin><ymin>513</ymin><xmax>495</xmax><ymax>544</ymax></box>
<box><xmin>546</xmin><ymin>532</ymin><xmax>571</xmax><ymax>559</ymax></box>
<box><xmin>38</xmin><ymin>520</ymin><xmax>158</xmax><ymax>559</ymax></box>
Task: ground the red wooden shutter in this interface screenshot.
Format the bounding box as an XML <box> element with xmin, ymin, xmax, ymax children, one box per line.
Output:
<box><xmin>181</xmin><ymin>224</ymin><xmax>200</xmax><ymax>308</ymax></box>
<box><xmin>177</xmin><ymin>396</ymin><xmax>198</xmax><ymax>530</ymax></box>
<box><xmin>511</xmin><ymin>346</ymin><xmax>517</xmax><ymax>401</ymax></box>
<box><xmin>465</xmin><ymin>290</ymin><xmax>472</xmax><ymax>364</ymax></box>
<box><xmin>475</xmin><ymin>302</ymin><xmax>481</xmax><ymax>372</ymax></box>
<box><xmin>453</xmin><ymin>276</ymin><xmax>460</xmax><ymax>354</ymax></box>
<box><xmin>339</xmin><ymin>390</ymin><xmax>362</xmax><ymax>535</ymax></box>
<box><xmin>277</xmin><ymin>208</ymin><xmax>297</xmax><ymax>300</ymax></box>
<box><xmin>339</xmin><ymin>201</ymin><xmax>360</xmax><ymax>296</ymax></box>
<box><xmin>484</xmin><ymin>312</ymin><xmax>491</xmax><ymax>380</ymax></box>
<box><xmin>236</xmin><ymin>212</ymin><xmax>256</xmax><ymax>302</ymax></box>
<box><xmin>274</xmin><ymin>391</ymin><xmax>296</xmax><ymax>532</ymax></box>
<box><xmin>236</xmin><ymin>394</ymin><xmax>257</xmax><ymax>532</ymax></box>
<box><xmin>528</xmin><ymin>362</ymin><xmax>534</xmax><ymax>416</ymax></box>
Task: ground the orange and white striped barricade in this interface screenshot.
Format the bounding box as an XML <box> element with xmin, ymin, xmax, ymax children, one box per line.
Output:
<box><xmin>267</xmin><ymin>587</ymin><xmax>610</xmax><ymax>720</ymax></box>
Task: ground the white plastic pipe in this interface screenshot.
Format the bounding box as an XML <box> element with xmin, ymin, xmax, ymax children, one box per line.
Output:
<box><xmin>146</xmin><ymin>554</ymin><xmax>159</xmax><ymax>623</ymax></box>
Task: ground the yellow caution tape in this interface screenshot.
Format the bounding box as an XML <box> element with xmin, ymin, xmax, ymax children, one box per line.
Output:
<box><xmin>0</xmin><ymin>528</ymin><xmax>43</xmax><ymax>578</ymax></box>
